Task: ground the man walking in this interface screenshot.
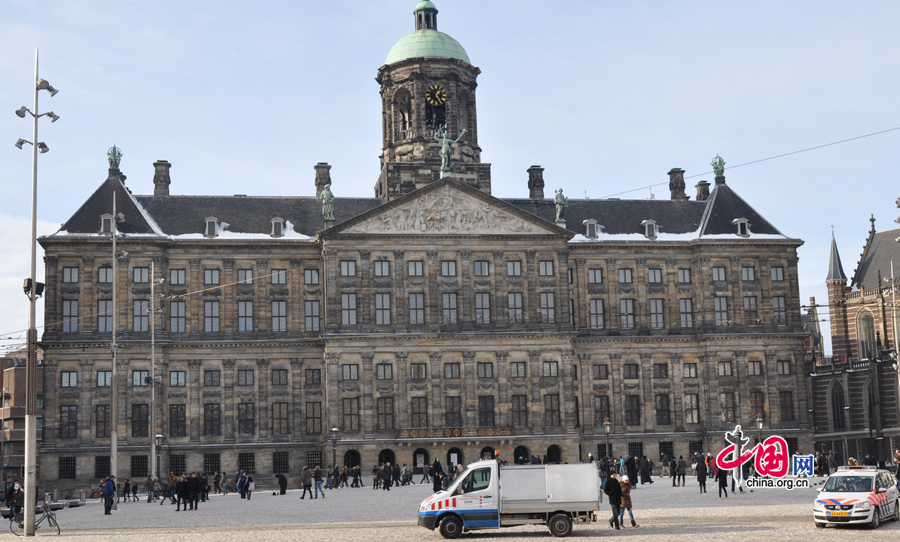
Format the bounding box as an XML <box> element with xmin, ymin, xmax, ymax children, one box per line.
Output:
<box><xmin>314</xmin><ymin>466</ymin><xmax>325</xmax><ymax>499</ymax></box>
<box><xmin>603</xmin><ymin>472</ymin><xmax>622</xmax><ymax>530</ymax></box>
<box><xmin>102</xmin><ymin>475</ymin><xmax>117</xmax><ymax>515</ymax></box>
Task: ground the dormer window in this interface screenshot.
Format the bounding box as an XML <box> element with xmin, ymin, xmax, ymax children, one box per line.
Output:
<box><xmin>733</xmin><ymin>218</ymin><xmax>749</xmax><ymax>238</ymax></box>
<box><xmin>641</xmin><ymin>219</ymin><xmax>657</xmax><ymax>240</ymax></box>
<box><xmin>584</xmin><ymin>219</ymin><xmax>598</xmax><ymax>240</ymax></box>
<box><xmin>100</xmin><ymin>214</ymin><xmax>114</xmax><ymax>234</ymax></box>
<box><xmin>205</xmin><ymin>217</ymin><xmax>219</xmax><ymax>238</ymax></box>
<box><xmin>271</xmin><ymin>217</ymin><xmax>284</xmax><ymax>238</ymax></box>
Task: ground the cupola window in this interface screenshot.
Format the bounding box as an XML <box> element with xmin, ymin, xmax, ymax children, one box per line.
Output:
<box><xmin>584</xmin><ymin>219</ymin><xmax>598</xmax><ymax>239</ymax></box>
<box><xmin>205</xmin><ymin>217</ymin><xmax>219</xmax><ymax>238</ymax></box>
<box><xmin>641</xmin><ymin>219</ymin><xmax>657</xmax><ymax>240</ymax></box>
<box><xmin>271</xmin><ymin>217</ymin><xmax>284</xmax><ymax>238</ymax></box>
<box><xmin>100</xmin><ymin>213</ymin><xmax>114</xmax><ymax>234</ymax></box>
<box><xmin>733</xmin><ymin>218</ymin><xmax>749</xmax><ymax>238</ymax></box>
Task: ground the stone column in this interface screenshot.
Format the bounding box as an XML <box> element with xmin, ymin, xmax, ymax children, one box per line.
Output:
<box><xmin>257</xmin><ymin>358</ymin><xmax>270</xmax><ymax>442</ymax></box>
<box><xmin>429</xmin><ymin>352</ymin><xmax>443</xmax><ymax>426</ymax></box>
<box><xmin>290</xmin><ymin>358</ymin><xmax>304</xmax><ymax>441</ymax></box>
<box><xmin>223</xmin><ymin>359</ymin><xmax>235</xmax><ymax>442</ymax></box>
<box><xmin>528</xmin><ymin>350</ymin><xmax>542</xmax><ymax>435</ymax></box>
<box><xmin>188</xmin><ymin>359</ymin><xmax>202</xmax><ymax>442</ymax></box>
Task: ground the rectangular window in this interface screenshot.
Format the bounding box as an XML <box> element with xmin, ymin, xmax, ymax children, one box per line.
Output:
<box><xmin>618</xmin><ymin>268</ymin><xmax>633</xmax><ymax>284</ymax></box>
<box><xmin>444</xmin><ymin>362</ymin><xmax>460</xmax><ymax>379</ymax></box>
<box><xmin>340</xmin><ymin>260</ymin><xmax>356</xmax><ymax>277</ymax></box>
<box><xmin>133</xmin><ymin>299</ymin><xmax>149</xmax><ymax>332</ymax></box>
<box><xmin>507</xmin><ymin>260</ymin><xmax>522</xmax><ymax>277</ymax></box>
<box><xmin>593</xmin><ymin>364</ymin><xmax>609</xmax><ymax>380</ymax></box>
<box><xmin>683</xmin><ymin>363</ymin><xmax>698</xmax><ymax>378</ymax></box>
<box><xmin>408</xmin><ymin>293</ymin><xmax>425</xmax><ymax>325</ymax></box>
<box><xmin>750</xmin><ymin>392</ymin><xmax>765</xmax><ymax>419</ymax></box>
<box><xmin>478</xmin><ymin>396</ymin><xmax>495</xmax><ymax>427</ymax></box>
<box><xmin>512</xmin><ymin>395</ymin><xmax>528</xmax><ymax>427</ymax></box>
<box><xmin>441</xmin><ymin>260</ymin><xmax>457</xmax><ymax>277</ymax></box>
<box><xmin>410</xmin><ymin>397</ymin><xmax>428</xmax><ymax>428</ymax></box>
<box><xmin>544</xmin><ymin>394</ymin><xmax>561</xmax><ymax>426</ymax></box>
<box><xmin>62</xmin><ymin>300</ymin><xmax>78</xmax><ymax>333</ymax></box>
<box><xmin>342</xmin><ymin>398</ymin><xmax>359</xmax><ymax>431</ymax></box>
<box><xmin>771</xmin><ymin>266</ymin><xmax>785</xmax><ymax>281</ymax></box>
<box><xmin>780</xmin><ymin>391</ymin><xmax>794</xmax><ymax>421</ymax></box>
<box><xmin>169</xmin><ymin>370</ymin><xmax>186</xmax><ymax>387</ymax></box>
<box><xmin>538</xmin><ymin>260</ymin><xmax>554</xmax><ymax>276</ymax></box>
<box><xmin>305</xmin><ymin>369</ymin><xmax>321</xmax><ymax>385</ymax></box>
<box><xmin>340</xmin><ymin>293</ymin><xmax>357</xmax><ymax>325</ymax></box>
<box><xmin>169</xmin><ymin>268</ymin><xmax>185</xmax><ymax>285</ymax></box>
<box><xmin>132</xmin><ymin>404</ymin><xmax>149</xmax><ymax>437</ymax></box>
<box><xmin>272</xmin><ymin>402</ymin><xmax>289</xmax><ymax>434</ymax></box>
<box><xmin>648</xmin><ymin>268</ymin><xmax>662</xmax><ymax>283</ymax></box>
<box><xmin>376</xmin><ymin>363</ymin><xmax>394</xmax><ymax>380</ymax></box>
<box><xmin>341</xmin><ymin>364</ymin><xmax>359</xmax><ymax>380</ymax></box>
<box><xmin>773</xmin><ymin>296</ymin><xmax>787</xmax><ymax>325</ymax></box>
<box><xmin>97</xmin><ymin>370</ymin><xmax>111</xmax><ymax>387</ymax></box>
<box><xmin>272</xmin><ymin>369</ymin><xmax>288</xmax><ymax>386</ymax></box>
<box><xmin>748</xmin><ymin>360</ymin><xmax>762</xmax><ymax>375</ymax></box>
<box><xmin>61</xmin><ymin>371</ymin><xmax>78</xmax><ymax>388</ymax></box>
<box><xmin>589</xmin><ymin>299</ymin><xmax>605</xmax><ymax>329</ymax></box>
<box><xmin>98</xmin><ymin>299</ymin><xmax>113</xmax><ymax>332</ymax></box>
<box><xmin>407</xmin><ymin>260</ymin><xmax>424</xmax><ymax>277</ymax></box>
<box><xmin>96</xmin><ymin>405</ymin><xmax>110</xmax><ymax>438</ymax></box>
<box><xmin>679</xmin><ymin>298</ymin><xmax>693</xmax><ymax>328</ymax></box>
<box><xmin>132</xmin><ymin>370</ymin><xmax>149</xmax><ymax>386</ymax></box>
<box><xmin>304</xmin><ymin>300</ymin><xmax>321</xmax><ymax>332</ymax></box>
<box><xmin>649</xmin><ymin>298</ymin><xmax>664</xmax><ymax>329</ymax></box>
<box><xmin>777</xmin><ymin>359</ymin><xmax>791</xmax><ymax>375</ymax></box>
<box><xmin>624</xmin><ymin>395</ymin><xmax>641</xmax><ymax>425</ymax></box>
<box><xmin>169</xmin><ymin>404</ymin><xmax>186</xmax><ymax>437</ymax></box>
<box><xmin>743</xmin><ymin>296</ymin><xmax>758</xmax><ymax>324</ymax></box>
<box><xmin>508</xmin><ymin>293</ymin><xmax>523</xmax><ymax>324</ymax></box>
<box><xmin>62</xmin><ymin>267</ymin><xmax>79</xmax><ymax>283</ymax></box>
<box><xmin>204</xmin><ymin>269</ymin><xmax>220</xmax><ymax>285</ymax></box>
<box><xmin>170</xmin><ymin>455</ymin><xmax>187</xmax><ymax>476</ymax></box>
<box><xmin>474</xmin><ymin>293</ymin><xmax>491</xmax><ymax>324</ymax></box>
<box><xmin>170</xmin><ymin>300</ymin><xmax>186</xmax><ymax>333</ymax></box>
<box><xmin>410</xmin><ymin>363</ymin><xmax>427</xmax><ymax>379</ymax></box>
<box><xmin>376</xmin><ymin>397</ymin><xmax>394</xmax><ymax>430</ymax></box>
<box><xmin>741</xmin><ymin>266</ymin><xmax>756</xmax><ymax>281</ymax></box>
<box><xmin>204</xmin><ymin>404</ymin><xmax>221</xmax><ymax>436</ymax></box>
<box><xmin>684</xmin><ymin>394</ymin><xmax>699</xmax><ymax>424</ymax></box>
<box><xmin>510</xmin><ymin>361</ymin><xmax>526</xmax><ymax>378</ymax></box>
<box><xmin>375</xmin><ymin>293</ymin><xmax>392</xmax><ymax>325</ymax></box>
<box><xmin>305</xmin><ymin>401</ymin><xmax>324</xmax><ymax>435</ymax></box>
<box><xmin>719</xmin><ymin>392</ymin><xmax>735</xmax><ymax>423</ymax></box>
<box><xmin>93</xmin><ymin>456</ymin><xmax>111</xmax><ymax>479</ymax></box>
<box><xmin>204</xmin><ymin>370</ymin><xmax>220</xmax><ymax>386</ymax></box>
<box><xmin>374</xmin><ymin>260</ymin><xmax>391</xmax><ymax>277</ymax></box>
<box><xmin>133</xmin><ymin>267</ymin><xmax>149</xmax><ymax>283</ymax></box>
<box><xmin>304</xmin><ymin>268</ymin><xmax>320</xmax><ymax>285</ymax></box>
<box><xmin>653</xmin><ymin>363</ymin><xmax>668</xmax><ymax>379</ymax></box>
<box><xmin>98</xmin><ymin>266</ymin><xmax>113</xmax><ymax>283</ymax></box>
<box><xmin>271</xmin><ymin>269</ymin><xmax>287</xmax><ymax>284</ymax></box>
<box><xmin>204</xmin><ymin>301</ymin><xmax>220</xmax><ymax>332</ymax></box>
<box><xmin>445</xmin><ymin>396</ymin><xmax>462</xmax><ymax>427</ymax></box>
<box><xmin>238</xmin><ymin>269</ymin><xmax>253</xmax><ymax>284</ymax></box>
<box><xmin>238</xmin><ymin>301</ymin><xmax>253</xmax><ymax>332</ymax></box>
<box><xmin>678</xmin><ymin>268</ymin><xmax>692</xmax><ymax>284</ymax></box>
<box><xmin>718</xmin><ymin>361</ymin><xmax>733</xmax><ymax>376</ymax></box>
<box><xmin>442</xmin><ymin>293</ymin><xmax>458</xmax><ymax>324</ymax></box>
<box><xmin>477</xmin><ymin>362</ymin><xmax>494</xmax><ymax>378</ymax></box>
<box><xmin>473</xmin><ymin>260</ymin><xmax>489</xmax><ymax>276</ymax></box>
<box><xmin>206</xmin><ymin>454</ymin><xmax>222</xmax><ymax>476</ymax></box>
<box><xmin>236</xmin><ymin>453</ymin><xmax>254</xmax><ymax>474</ymax></box>
<box><xmin>588</xmin><ymin>268</ymin><xmax>603</xmax><ymax>284</ymax></box>
<box><xmin>540</xmin><ymin>292</ymin><xmax>555</xmax><ymax>323</ymax></box>
<box><xmin>543</xmin><ymin>361</ymin><xmax>559</xmax><ymax>377</ymax></box>
<box><xmin>238</xmin><ymin>369</ymin><xmax>254</xmax><ymax>386</ymax></box>
<box><xmin>595</xmin><ymin>395</ymin><xmax>610</xmax><ymax>426</ymax></box>
<box><xmin>60</xmin><ymin>406</ymin><xmax>77</xmax><ymax>439</ymax></box>
<box><xmin>714</xmin><ymin>297</ymin><xmax>728</xmax><ymax>326</ymax></box>
<box><xmin>238</xmin><ymin>403</ymin><xmax>255</xmax><ymax>435</ymax></box>
<box><xmin>271</xmin><ymin>300</ymin><xmax>287</xmax><ymax>332</ymax></box>
<box><xmin>655</xmin><ymin>394</ymin><xmax>671</xmax><ymax>425</ymax></box>
<box><xmin>712</xmin><ymin>267</ymin><xmax>726</xmax><ymax>282</ymax></box>
<box><xmin>623</xmin><ymin>363</ymin><xmax>639</xmax><ymax>379</ymax></box>
<box><xmin>620</xmin><ymin>298</ymin><xmax>635</xmax><ymax>329</ymax></box>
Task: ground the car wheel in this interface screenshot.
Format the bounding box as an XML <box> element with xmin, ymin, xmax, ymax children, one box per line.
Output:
<box><xmin>871</xmin><ymin>509</ymin><xmax>880</xmax><ymax>529</ymax></box>
<box><xmin>894</xmin><ymin>502</ymin><xmax>900</xmax><ymax>522</ymax></box>
<box><xmin>814</xmin><ymin>521</ymin><xmax>825</xmax><ymax>529</ymax></box>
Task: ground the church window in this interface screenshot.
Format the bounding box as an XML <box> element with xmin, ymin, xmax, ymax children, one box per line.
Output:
<box><xmin>831</xmin><ymin>383</ymin><xmax>846</xmax><ymax>430</ymax></box>
<box><xmin>857</xmin><ymin>310</ymin><xmax>876</xmax><ymax>359</ymax></box>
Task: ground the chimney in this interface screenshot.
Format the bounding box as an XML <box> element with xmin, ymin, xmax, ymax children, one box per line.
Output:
<box><xmin>314</xmin><ymin>162</ymin><xmax>332</xmax><ymax>195</ymax></box>
<box><xmin>667</xmin><ymin>168</ymin><xmax>686</xmax><ymax>200</ymax></box>
<box><xmin>153</xmin><ymin>160</ymin><xmax>171</xmax><ymax>196</ymax></box>
<box><xmin>527</xmin><ymin>165</ymin><xmax>545</xmax><ymax>199</ymax></box>
<box><xmin>695</xmin><ymin>181</ymin><xmax>710</xmax><ymax>201</ymax></box>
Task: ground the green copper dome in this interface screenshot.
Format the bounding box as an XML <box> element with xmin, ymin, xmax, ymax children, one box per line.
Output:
<box><xmin>414</xmin><ymin>1</ymin><xmax>437</xmax><ymax>10</ymax></box>
<box><xmin>385</xmin><ymin>30</ymin><xmax>471</xmax><ymax>65</ymax></box>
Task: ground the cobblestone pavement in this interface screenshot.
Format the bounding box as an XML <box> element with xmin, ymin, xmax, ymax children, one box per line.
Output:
<box><xmin>34</xmin><ymin>476</ymin><xmax>900</xmax><ymax>541</ymax></box>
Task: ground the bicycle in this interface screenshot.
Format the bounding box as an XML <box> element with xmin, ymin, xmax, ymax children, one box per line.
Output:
<box><xmin>10</xmin><ymin>493</ymin><xmax>60</xmax><ymax>536</ymax></box>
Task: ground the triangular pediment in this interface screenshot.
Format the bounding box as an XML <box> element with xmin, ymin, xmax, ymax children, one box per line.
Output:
<box><xmin>338</xmin><ymin>179</ymin><xmax>568</xmax><ymax>236</ymax></box>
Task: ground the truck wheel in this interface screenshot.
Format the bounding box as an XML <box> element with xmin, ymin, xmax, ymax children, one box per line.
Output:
<box><xmin>548</xmin><ymin>513</ymin><xmax>572</xmax><ymax>537</ymax></box>
<box><xmin>439</xmin><ymin>516</ymin><xmax>464</xmax><ymax>539</ymax></box>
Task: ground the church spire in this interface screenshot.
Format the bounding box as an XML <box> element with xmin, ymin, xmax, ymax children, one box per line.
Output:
<box><xmin>826</xmin><ymin>232</ymin><xmax>847</xmax><ymax>282</ymax></box>
<box><xmin>414</xmin><ymin>1</ymin><xmax>438</xmax><ymax>30</ymax></box>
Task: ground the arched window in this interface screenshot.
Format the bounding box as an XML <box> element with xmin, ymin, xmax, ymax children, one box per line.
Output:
<box><xmin>858</xmin><ymin>310</ymin><xmax>876</xmax><ymax>360</ymax></box>
<box><xmin>831</xmin><ymin>382</ymin><xmax>845</xmax><ymax>431</ymax></box>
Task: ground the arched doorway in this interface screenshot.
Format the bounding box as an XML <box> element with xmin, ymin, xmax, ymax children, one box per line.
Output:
<box><xmin>413</xmin><ymin>448</ymin><xmax>430</xmax><ymax>474</ymax></box>
<box><xmin>547</xmin><ymin>445</ymin><xmax>562</xmax><ymax>464</ymax></box>
<box><xmin>447</xmin><ymin>447</ymin><xmax>464</xmax><ymax>471</ymax></box>
<box><xmin>378</xmin><ymin>449</ymin><xmax>396</xmax><ymax>466</ymax></box>
<box><xmin>343</xmin><ymin>449</ymin><xmax>362</xmax><ymax>468</ymax></box>
<box><xmin>513</xmin><ymin>445</ymin><xmax>530</xmax><ymax>465</ymax></box>
<box><xmin>480</xmin><ymin>446</ymin><xmax>495</xmax><ymax>460</ymax></box>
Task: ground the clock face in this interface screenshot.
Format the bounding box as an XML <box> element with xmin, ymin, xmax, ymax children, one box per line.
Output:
<box><xmin>425</xmin><ymin>84</ymin><xmax>448</xmax><ymax>106</ymax></box>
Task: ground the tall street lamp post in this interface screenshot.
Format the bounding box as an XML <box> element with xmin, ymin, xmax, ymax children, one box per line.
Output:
<box><xmin>155</xmin><ymin>434</ymin><xmax>163</xmax><ymax>478</ymax></box>
<box><xmin>755</xmin><ymin>414</ymin><xmax>764</xmax><ymax>446</ymax></box>
<box><xmin>15</xmin><ymin>48</ymin><xmax>59</xmax><ymax>537</ymax></box>
<box><xmin>603</xmin><ymin>418</ymin><xmax>611</xmax><ymax>459</ymax></box>
<box><xmin>329</xmin><ymin>426</ymin><xmax>341</xmax><ymax>469</ymax></box>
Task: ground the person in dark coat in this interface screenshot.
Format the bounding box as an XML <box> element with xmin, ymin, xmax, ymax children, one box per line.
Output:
<box><xmin>102</xmin><ymin>476</ymin><xmax>116</xmax><ymax>515</ymax></box>
<box><xmin>381</xmin><ymin>463</ymin><xmax>393</xmax><ymax>491</ymax></box>
<box><xmin>670</xmin><ymin>457</ymin><xmax>678</xmax><ymax>487</ymax></box>
<box><xmin>188</xmin><ymin>473</ymin><xmax>202</xmax><ymax>510</ymax></box>
<box><xmin>598</xmin><ymin>456</ymin><xmax>610</xmax><ymax>490</ymax></box>
<box><xmin>603</xmin><ymin>473</ymin><xmax>622</xmax><ymax>530</ymax></box>
<box><xmin>300</xmin><ymin>467</ymin><xmax>313</xmax><ymax>499</ymax></box>
<box><xmin>639</xmin><ymin>456</ymin><xmax>653</xmax><ymax>484</ymax></box>
<box><xmin>696</xmin><ymin>459</ymin><xmax>707</xmax><ymax>493</ymax></box>
<box><xmin>676</xmin><ymin>456</ymin><xmax>687</xmax><ymax>487</ymax></box>
<box><xmin>624</xmin><ymin>455</ymin><xmax>638</xmax><ymax>487</ymax></box>
<box><xmin>715</xmin><ymin>465</ymin><xmax>729</xmax><ymax>498</ymax></box>
<box><xmin>275</xmin><ymin>473</ymin><xmax>288</xmax><ymax>495</ymax></box>
<box><xmin>432</xmin><ymin>473</ymin><xmax>443</xmax><ymax>493</ymax></box>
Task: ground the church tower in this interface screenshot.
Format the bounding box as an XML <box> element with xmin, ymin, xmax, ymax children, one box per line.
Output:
<box><xmin>375</xmin><ymin>1</ymin><xmax>491</xmax><ymax>203</ymax></box>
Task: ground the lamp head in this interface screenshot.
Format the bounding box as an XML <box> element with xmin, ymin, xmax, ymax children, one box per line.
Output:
<box><xmin>14</xmin><ymin>106</ymin><xmax>28</xmax><ymax>118</ymax></box>
<box><xmin>36</xmin><ymin>79</ymin><xmax>58</xmax><ymax>96</ymax></box>
<box><xmin>155</xmin><ymin>433</ymin><xmax>163</xmax><ymax>447</ymax></box>
<box><xmin>47</xmin><ymin>111</ymin><xmax>59</xmax><ymax>123</ymax></box>
<box><xmin>37</xmin><ymin>142</ymin><xmax>49</xmax><ymax>154</ymax></box>
<box><xmin>13</xmin><ymin>139</ymin><xmax>26</xmax><ymax>150</ymax></box>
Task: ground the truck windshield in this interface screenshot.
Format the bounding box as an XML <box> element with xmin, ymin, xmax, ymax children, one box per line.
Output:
<box><xmin>459</xmin><ymin>467</ymin><xmax>492</xmax><ymax>494</ymax></box>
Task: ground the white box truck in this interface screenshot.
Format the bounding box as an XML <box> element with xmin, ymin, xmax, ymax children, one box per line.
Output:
<box><xmin>417</xmin><ymin>459</ymin><xmax>603</xmax><ymax>538</ymax></box>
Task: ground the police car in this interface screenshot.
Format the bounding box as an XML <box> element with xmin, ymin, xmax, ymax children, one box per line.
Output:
<box><xmin>813</xmin><ymin>466</ymin><xmax>900</xmax><ymax>528</ymax></box>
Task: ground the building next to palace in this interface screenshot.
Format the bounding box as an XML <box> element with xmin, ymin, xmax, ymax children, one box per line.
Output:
<box><xmin>810</xmin><ymin>217</ymin><xmax>900</xmax><ymax>465</ymax></box>
<box><xmin>37</xmin><ymin>1</ymin><xmax>811</xmax><ymax>488</ymax></box>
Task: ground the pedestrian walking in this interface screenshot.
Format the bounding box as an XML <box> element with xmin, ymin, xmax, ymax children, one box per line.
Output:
<box><xmin>697</xmin><ymin>458</ymin><xmax>708</xmax><ymax>493</ymax></box>
<box><xmin>716</xmin><ymin>465</ymin><xmax>729</xmax><ymax>498</ymax></box>
<box><xmin>314</xmin><ymin>466</ymin><xmax>325</xmax><ymax>498</ymax></box>
<box><xmin>603</xmin><ymin>472</ymin><xmax>622</xmax><ymax>530</ymax></box>
<box><xmin>676</xmin><ymin>455</ymin><xmax>687</xmax><ymax>487</ymax></box>
<box><xmin>102</xmin><ymin>475</ymin><xmax>117</xmax><ymax>515</ymax></box>
<box><xmin>300</xmin><ymin>466</ymin><xmax>313</xmax><ymax>499</ymax></box>
<box><xmin>618</xmin><ymin>475</ymin><xmax>639</xmax><ymax>528</ymax></box>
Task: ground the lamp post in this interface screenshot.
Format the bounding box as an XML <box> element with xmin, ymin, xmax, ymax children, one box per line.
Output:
<box><xmin>329</xmin><ymin>426</ymin><xmax>341</xmax><ymax>469</ymax></box>
<box><xmin>15</xmin><ymin>48</ymin><xmax>58</xmax><ymax>537</ymax></box>
<box><xmin>603</xmin><ymin>418</ymin><xmax>611</xmax><ymax>459</ymax></box>
<box><xmin>154</xmin><ymin>434</ymin><xmax>163</xmax><ymax>478</ymax></box>
<box><xmin>755</xmin><ymin>414</ymin><xmax>764</xmax><ymax>446</ymax></box>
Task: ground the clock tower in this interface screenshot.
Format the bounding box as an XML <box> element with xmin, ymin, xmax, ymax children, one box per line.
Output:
<box><xmin>375</xmin><ymin>1</ymin><xmax>491</xmax><ymax>203</ymax></box>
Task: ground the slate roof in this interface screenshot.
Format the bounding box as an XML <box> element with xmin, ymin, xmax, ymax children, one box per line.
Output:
<box><xmin>850</xmin><ymin>227</ymin><xmax>900</xmax><ymax>290</ymax></box>
<box><xmin>826</xmin><ymin>233</ymin><xmax>847</xmax><ymax>282</ymax></box>
<box><xmin>697</xmin><ymin>183</ymin><xmax>782</xmax><ymax>236</ymax></box>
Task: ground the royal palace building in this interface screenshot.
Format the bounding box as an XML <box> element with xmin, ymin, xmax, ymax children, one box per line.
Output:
<box><xmin>38</xmin><ymin>1</ymin><xmax>811</xmax><ymax>488</ymax></box>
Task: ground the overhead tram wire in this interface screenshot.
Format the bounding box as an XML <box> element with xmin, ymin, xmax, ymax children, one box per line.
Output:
<box><xmin>601</xmin><ymin>126</ymin><xmax>900</xmax><ymax>199</ymax></box>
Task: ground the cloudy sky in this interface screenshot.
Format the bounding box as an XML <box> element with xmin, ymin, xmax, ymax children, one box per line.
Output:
<box><xmin>1</xmin><ymin>0</ymin><xmax>898</xmax><ymax>355</ymax></box>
